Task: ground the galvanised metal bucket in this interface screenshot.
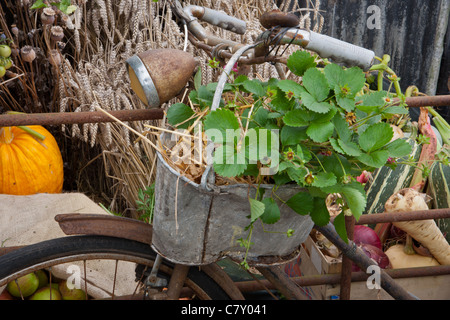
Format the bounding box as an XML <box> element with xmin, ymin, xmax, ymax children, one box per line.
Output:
<box><xmin>151</xmin><ymin>134</ymin><xmax>314</xmax><ymax>266</ymax></box>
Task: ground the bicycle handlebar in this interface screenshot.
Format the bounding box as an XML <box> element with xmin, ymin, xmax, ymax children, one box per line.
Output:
<box><xmin>263</xmin><ymin>28</ymin><xmax>375</xmax><ymax>71</ymax></box>
<box><xmin>173</xmin><ymin>1</ymin><xmax>375</xmax><ymax>71</ymax></box>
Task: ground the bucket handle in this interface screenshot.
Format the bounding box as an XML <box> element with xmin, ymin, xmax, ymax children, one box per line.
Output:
<box><xmin>200</xmin><ymin>43</ymin><xmax>260</xmax><ymax>192</ymax></box>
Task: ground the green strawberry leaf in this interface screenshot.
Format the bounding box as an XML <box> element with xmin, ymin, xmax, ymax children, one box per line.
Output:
<box><xmin>340</xmin><ymin>182</ymin><xmax>367</xmax><ymax>221</ymax></box>
<box><xmin>286</xmin><ymin>50</ymin><xmax>317</xmax><ymax>76</ymax></box>
<box><xmin>311</xmin><ymin>172</ymin><xmax>337</xmax><ymax>188</ymax></box>
<box><xmin>336</xmin><ymin>96</ymin><xmax>356</xmax><ymax>112</ymax></box>
<box><xmin>301</xmin><ymin>92</ymin><xmax>332</xmax><ymax>114</ymax></box>
<box><xmin>306</xmin><ymin>121</ymin><xmax>335</xmax><ymax>143</ymax></box>
<box><xmin>277</xmin><ymin>79</ymin><xmax>306</xmax><ymax>98</ymax></box>
<box><xmin>302</xmin><ymin>67</ymin><xmax>330</xmax><ymax>101</ymax></box>
<box><xmin>385</xmin><ymin>138</ymin><xmax>413</xmax><ymax>158</ymax></box>
<box><xmin>260</xmin><ymin>197</ymin><xmax>281</xmax><ymax>224</ymax></box>
<box><xmin>333</xmin><ymin>212</ymin><xmax>348</xmax><ymax>243</ymax></box>
<box><xmin>325</xmin><ymin>63</ymin><xmax>365</xmax><ymax>97</ymax></box>
<box><xmin>332</xmin><ymin>113</ymin><xmax>352</xmax><ymax>141</ymax></box>
<box><xmin>242</xmin><ymin>79</ymin><xmax>265</xmax><ymax>97</ymax></box>
<box><xmin>310</xmin><ymin>197</ymin><xmax>330</xmax><ymax>226</ymax></box>
<box><xmin>213</xmin><ymin>145</ymin><xmax>247</xmax><ymax>177</ymax></box>
<box><xmin>359</xmin><ymin>122</ymin><xmax>393</xmax><ymax>152</ymax></box>
<box><xmin>283</xmin><ymin>109</ymin><xmax>309</xmax><ymax>127</ymax></box>
<box><xmin>281</xmin><ymin>126</ymin><xmax>308</xmax><ymax>145</ymax></box>
<box><xmin>357</xmin><ymin>149</ymin><xmax>390</xmax><ymax>168</ymax></box>
<box><xmin>337</xmin><ymin>139</ymin><xmax>362</xmax><ymax>157</ymax></box>
<box><xmin>286</xmin><ymin>191</ymin><xmax>314</xmax><ymax>215</ymax></box>
<box><xmin>204</xmin><ymin>108</ymin><xmax>240</xmax><ymax>144</ymax></box>
<box><xmin>249</xmin><ymin>198</ymin><xmax>265</xmax><ymax>222</ymax></box>
<box><xmin>167</xmin><ymin>103</ymin><xmax>195</xmax><ymax>129</ymax></box>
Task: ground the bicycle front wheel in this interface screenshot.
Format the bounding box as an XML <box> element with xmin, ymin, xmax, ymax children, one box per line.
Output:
<box><xmin>0</xmin><ymin>235</ymin><xmax>231</xmax><ymax>300</ymax></box>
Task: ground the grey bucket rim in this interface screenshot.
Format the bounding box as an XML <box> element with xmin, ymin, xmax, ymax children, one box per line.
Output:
<box><xmin>155</xmin><ymin>148</ymin><xmax>309</xmax><ymax>195</ymax></box>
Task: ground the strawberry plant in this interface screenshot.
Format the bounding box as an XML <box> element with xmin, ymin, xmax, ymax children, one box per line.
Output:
<box><xmin>165</xmin><ymin>50</ymin><xmax>417</xmax><ymax>265</ymax></box>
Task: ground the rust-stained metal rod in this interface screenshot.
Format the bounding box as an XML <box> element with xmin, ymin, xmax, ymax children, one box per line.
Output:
<box><xmin>256</xmin><ymin>265</ymin><xmax>309</xmax><ymax>300</ymax></box>
<box><xmin>340</xmin><ymin>215</ymin><xmax>355</xmax><ymax>300</ymax></box>
<box><xmin>315</xmin><ymin>223</ymin><xmax>416</xmax><ymax>300</ymax></box>
<box><xmin>235</xmin><ymin>265</ymin><xmax>450</xmax><ymax>293</ymax></box>
<box><xmin>0</xmin><ymin>109</ymin><xmax>165</xmax><ymax>127</ymax></box>
<box><xmin>402</xmin><ymin>95</ymin><xmax>450</xmax><ymax>108</ymax></box>
<box><xmin>165</xmin><ymin>264</ymin><xmax>190</xmax><ymax>300</ymax></box>
<box><xmin>354</xmin><ymin>208</ymin><xmax>450</xmax><ymax>225</ymax></box>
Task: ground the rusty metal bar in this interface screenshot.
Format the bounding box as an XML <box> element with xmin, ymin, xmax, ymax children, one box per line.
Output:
<box><xmin>0</xmin><ymin>97</ymin><xmax>447</xmax><ymax>128</ymax></box>
<box><xmin>0</xmin><ymin>109</ymin><xmax>165</xmax><ymax>126</ymax></box>
<box><xmin>165</xmin><ymin>264</ymin><xmax>190</xmax><ymax>300</ymax></box>
<box><xmin>235</xmin><ymin>265</ymin><xmax>450</xmax><ymax>293</ymax></box>
<box><xmin>315</xmin><ymin>223</ymin><xmax>416</xmax><ymax>300</ymax></box>
<box><xmin>354</xmin><ymin>208</ymin><xmax>450</xmax><ymax>225</ymax></box>
<box><xmin>339</xmin><ymin>215</ymin><xmax>355</xmax><ymax>300</ymax></box>
<box><xmin>256</xmin><ymin>265</ymin><xmax>309</xmax><ymax>300</ymax></box>
<box><xmin>402</xmin><ymin>95</ymin><xmax>450</xmax><ymax>108</ymax></box>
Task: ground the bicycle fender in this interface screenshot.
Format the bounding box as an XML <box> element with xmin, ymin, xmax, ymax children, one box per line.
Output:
<box><xmin>55</xmin><ymin>213</ymin><xmax>152</xmax><ymax>245</ymax></box>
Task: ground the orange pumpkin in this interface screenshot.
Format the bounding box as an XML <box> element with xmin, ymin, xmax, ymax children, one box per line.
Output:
<box><xmin>0</xmin><ymin>125</ymin><xmax>64</xmax><ymax>195</ymax></box>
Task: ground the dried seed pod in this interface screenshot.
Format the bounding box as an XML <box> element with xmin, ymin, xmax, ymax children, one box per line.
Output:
<box><xmin>41</xmin><ymin>8</ymin><xmax>56</xmax><ymax>25</ymax></box>
<box><xmin>50</xmin><ymin>26</ymin><xmax>64</xmax><ymax>42</ymax></box>
<box><xmin>11</xmin><ymin>24</ymin><xmax>19</xmax><ymax>37</ymax></box>
<box><xmin>11</xmin><ymin>47</ymin><xmax>19</xmax><ymax>57</ymax></box>
<box><xmin>48</xmin><ymin>49</ymin><xmax>61</xmax><ymax>67</ymax></box>
<box><xmin>20</xmin><ymin>45</ymin><xmax>36</xmax><ymax>63</ymax></box>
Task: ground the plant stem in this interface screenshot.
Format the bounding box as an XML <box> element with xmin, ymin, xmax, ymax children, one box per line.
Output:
<box><xmin>17</xmin><ymin>125</ymin><xmax>46</xmax><ymax>140</ymax></box>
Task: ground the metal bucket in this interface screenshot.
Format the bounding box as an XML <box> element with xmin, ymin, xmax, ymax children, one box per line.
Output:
<box><xmin>151</xmin><ymin>134</ymin><xmax>314</xmax><ymax>266</ymax></box>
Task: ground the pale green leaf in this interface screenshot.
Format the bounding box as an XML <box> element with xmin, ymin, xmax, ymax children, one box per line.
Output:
<box><xmin>385</xmin><ymin>138</ymin><xmax>413</xmax><ymax>158</ymax></box>
<box><xmin>249</xmin><ymin>198</ymin><xmax>265</xmax><ymax>222</ymax></box>
<box><xmin>340</xmin><ymin>183</ymin><xmax>367</xmax><ymax>220</ymax></box>
<box><xmin>357</xmin><ymin>150</ymin><xmax>390</xmax><ymax>168</ymax></box>
<box><xmin>338</xmin><ymin>139</ymin><xmax>362</xmax><ymax>156</ymax></box>
<box><xmin>302</xmin><ymin>67</ymin><xmax>330</xmax><ymax>101</ymax></box>
<box><xmin>311</xmin><ymin>172</ymin><xmax>337</xmax><ymax>188</ymax></box>
<box><xmin>286</xmin><ymin>50</ymin><xmax>317</xmax><ymax>76</ymax></box>
<box><xmin>283</xmin><ymin>109</ymin><xmax>309</xmax><ymax>127</ymax></box>
<box><xmin>204</xmin><ymin>108</ymin><xmax>240</xmax><ymax>143</ymax></box>
<box><xmin>306</xmin><ymin>121</ymin><xmax>335</xmax><ymax>143</ymax></box>
<box><xmin>302</xmin><ymin>92</ymin><xmax>332</xmax><ymax>114</ymax></box>
<box><xmin>359</xmin><ymin>122</ymin><xmax>393</xmax><ymax>152</ymax></box>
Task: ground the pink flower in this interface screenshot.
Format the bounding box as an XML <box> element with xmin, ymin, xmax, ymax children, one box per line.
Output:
<box><xmin>356</xmin><ymin>170</ymin><xmax>371</xmax><ymax>184</ymax></box>
<box><xmin>231</xmin><ymin>62</ymin><xmax>238</xmax><ymax>73</ymax></box>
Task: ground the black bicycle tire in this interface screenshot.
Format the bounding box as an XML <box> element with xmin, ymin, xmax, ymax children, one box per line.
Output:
<box><xmin>0</xmin><ymin>235</ymin><xmax>231</xmax><ymax>300</ymax></box>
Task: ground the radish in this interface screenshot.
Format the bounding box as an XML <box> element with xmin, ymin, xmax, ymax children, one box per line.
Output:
<box><xmin>385</xmin><ymin>188</ymin><xmax>450</xmax><ymax>265</ymax></box>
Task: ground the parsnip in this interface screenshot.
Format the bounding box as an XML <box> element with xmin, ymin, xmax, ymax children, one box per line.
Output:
<box><xmin>385</xmin><ymin>244</ymin><xmax>440</xmax><ymax>269</ymax></box>
<box><xmin>385</xmin><ymin>188</ymin><xmax>450</xmax><ymax>265</ymax></box>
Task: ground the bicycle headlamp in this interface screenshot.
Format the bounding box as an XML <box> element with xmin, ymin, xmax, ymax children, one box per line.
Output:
<box><xmin>126</xmin><ymin>49</ymin><xmax>197</xmax><ymax>108</ymax></box>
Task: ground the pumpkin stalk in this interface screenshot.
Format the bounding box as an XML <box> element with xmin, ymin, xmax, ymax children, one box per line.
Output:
<box><xmin>17</xmin><ymin>125</ymin><xmax>46</xmax><ymax>140</ymax></box>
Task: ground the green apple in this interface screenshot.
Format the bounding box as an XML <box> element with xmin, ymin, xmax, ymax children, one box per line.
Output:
<box><xmin>59</xmin><ymin>280</ymin><xmax>87</xmax><ymax>300</ymax></box>
<box><xmin>6</xmin><ymin>273</ymin><xmax>39</xmax><ymax>298</ymax></box>
<box><xmin>29</xmin><ymin>287</ymin><xmax>62</xmax><ymax>300</ymax></box>
<box><xmin>34</xmin><ymin>270</ymin><xmax>49</xmax><ymax>289</ymax></box>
